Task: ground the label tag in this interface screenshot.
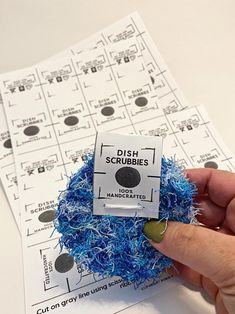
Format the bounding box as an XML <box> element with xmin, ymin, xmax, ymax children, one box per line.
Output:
<box><xmin>93</xmin><ymin>132</ymin><xmax>162</xmax><ymax>218</ymax></box>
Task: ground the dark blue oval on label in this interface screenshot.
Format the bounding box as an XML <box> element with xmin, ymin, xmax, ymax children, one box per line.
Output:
<box><xmin>135</xmin><ymin>97</ymin><xmax>148</xmax><ymax>107</ymax></box>
<box><xmin>38</xmin><ymin>210</ymin><xmax>56</xmax><ymax>223</ymax></box>
<box><xmin>24</xmin><ymin>125</ymin><xmax>40</xmax><ymax>136</ymax></box>
<box><xmin>54</xmin><ymin>253</ymin><xmax>74</xmax><ymax>273</ymax></box>
<box><xmin>64</xmin><ymin>116</ymin><xmax>79</xmax><ymax>126</ymax></box>
<box><xmin>101</xmin><ymin>106</ymin><xmax>115</xmax><ymax>116</ymax></box>
<box><xmin>3</xmin><ymin>139</ymin><xmax>12</xmax><ymax>149</ymax></box>
<box><xmin>204</xmin><ymin>161</ymin><xmax>218</xmax><ymax>169</ymax></box>
<box><xmin>115</xmin><ymin>166</ymin><xmax>141</xmax><ymax>188</ymax></box>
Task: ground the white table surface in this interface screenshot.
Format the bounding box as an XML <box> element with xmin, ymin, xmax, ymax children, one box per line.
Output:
<box><xmin>1</xmin><ymin>1</ymin><xmax>234</xmax><ymax>313</ymax></box>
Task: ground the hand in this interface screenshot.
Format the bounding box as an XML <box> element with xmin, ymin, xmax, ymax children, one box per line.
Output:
<box><xmin>144</xmin><ymin>168</ymin><xmax>235</xmax><ymax>314</ymax></box>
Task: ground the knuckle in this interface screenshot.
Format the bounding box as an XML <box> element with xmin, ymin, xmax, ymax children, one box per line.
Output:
<box><xmin>216</xmin><ymin>249</ymin><xmax>235</xmax><ymax>288</ymax></box>
<box><xmin>172</xmin><ymin>223</ymin><xmax>197</xmax><ymax>257</ymax></box>
<box><xmin>216</xmin><ymin>265</ymin><xmax>235</xmax><ymax>292</ymax></box>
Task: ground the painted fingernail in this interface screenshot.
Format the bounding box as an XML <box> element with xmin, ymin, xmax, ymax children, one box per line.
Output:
<box><xmin>143</xmin><ymin>220</ymin><xmax>167</xmax><ymax>243</ymax></box>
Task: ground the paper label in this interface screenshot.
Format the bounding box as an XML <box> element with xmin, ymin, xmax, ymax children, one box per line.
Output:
<box><xmin>93</xmin><ymin>132</ymin><xmax>162</xmax><ymax>218</ymax></box>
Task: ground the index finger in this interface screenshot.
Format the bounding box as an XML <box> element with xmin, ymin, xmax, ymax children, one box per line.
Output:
<box><xmin>186</xmin><ymin>168</ymin><xmax>235</xmax><ymax>208</ymax></box>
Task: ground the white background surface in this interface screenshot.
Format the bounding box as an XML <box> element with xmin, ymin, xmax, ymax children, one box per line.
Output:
<box><xmin>0</xmin><ymin>0</ymin><xmax>234</xmax><ymax>313</ymax></box>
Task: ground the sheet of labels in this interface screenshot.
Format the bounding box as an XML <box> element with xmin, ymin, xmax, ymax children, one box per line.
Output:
<box><xmin>0</xmin><ymin>12</ymin><xmax>235</xmax><ymax>314</ymax></box>
<box><xmin>0</xmin><ymin>12</ymin><xmax>187</xmax><ymax>232</ymax></box>
<box><xmin>0</xmin><ymin>95</ymin><xmax>20</xmax><ymax>228</ymax></box>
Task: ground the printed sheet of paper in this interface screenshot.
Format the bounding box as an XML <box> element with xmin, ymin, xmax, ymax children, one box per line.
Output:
<box><xmin>0</xmin><ymin>12</ymin><xmax>188</xmax><ymax>230</ymax></box>
<box><xmin>0</xmin><ymin>41</ymin><xmax>181</xmax><ymax>314</ymax></box>
<box><xmin>0</xmin><ymin>95</ymin><xmax>20</xmax><ymax>228</ymax></box>
<box><xmin>1</xmin><ymin>29</ymin><xmax>235</xmax><ymax>312</ymax></box>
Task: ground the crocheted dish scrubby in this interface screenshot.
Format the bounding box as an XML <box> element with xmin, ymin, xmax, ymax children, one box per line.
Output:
<box><xmin>54</xmin><ymin>154</ymin><xmax>197</xmax><ymax>284</ymax></box>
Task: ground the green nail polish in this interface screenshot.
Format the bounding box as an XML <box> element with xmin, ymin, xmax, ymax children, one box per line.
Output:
<box><xmin>143</xmin><ymin>220</ymin><xmax>167</xmax><ymax>243</ymax></box>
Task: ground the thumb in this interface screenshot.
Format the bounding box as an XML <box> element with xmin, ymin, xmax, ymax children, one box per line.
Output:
<box><xmin>143</xmin><ymin>221</ymin><xmax>235</xmax><ymax>287</ymax></box>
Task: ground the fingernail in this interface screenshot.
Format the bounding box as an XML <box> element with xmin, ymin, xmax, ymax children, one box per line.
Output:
<box><xmin>143</xmin><ymin>220</ymin><xmax>167</xmax><ymax>243</ymax></box>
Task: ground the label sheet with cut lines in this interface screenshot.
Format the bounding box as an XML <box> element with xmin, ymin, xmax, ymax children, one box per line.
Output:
<box><xmin>0</xmin><ymin>12</ymin><xmax>188</xmax><ymax>232</ymax></box>
<box><xmin>0</xmin><ymin>40</ymin><xmax>183</xmax><ymax>314</ymax></box>
<box><xmin>0</xmin><ymin>95</ymin><xmax>20</xmax><ymax>228</ymax></box>
<box><xmin>1</xmin><ymin>31</ymin><xmax>235</xmax><ymax>313</ymax></box>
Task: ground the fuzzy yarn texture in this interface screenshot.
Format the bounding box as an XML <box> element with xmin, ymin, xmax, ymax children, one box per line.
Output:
<box><xmin>55</xmin><ymin>154</ymin><xmax>197</xmax><ymax>285</ymax></box>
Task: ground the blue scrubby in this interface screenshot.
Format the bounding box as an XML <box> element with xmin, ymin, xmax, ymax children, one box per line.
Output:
<box><xmin>54</xmin><ymin>154</ymin><xmax>197</xmax><ymax>285</ymax></box>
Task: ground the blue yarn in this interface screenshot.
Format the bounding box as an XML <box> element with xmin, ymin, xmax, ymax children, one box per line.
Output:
<box><xmin>54</xmin><ymin>154</ymin><xmax>197</xmax><ymax>285</ymax></box>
